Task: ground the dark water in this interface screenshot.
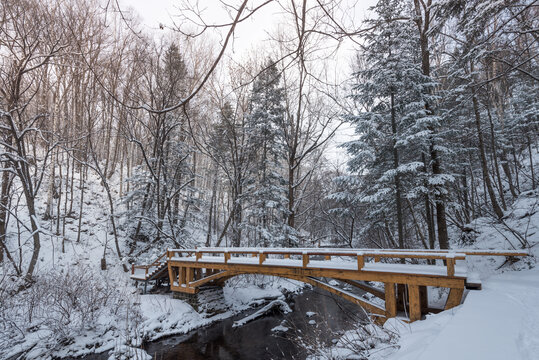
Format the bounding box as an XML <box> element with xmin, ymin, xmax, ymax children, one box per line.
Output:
<box><xmin>142</xmin><ymin>287</ymin><xmax>366</xmax><ymax>360</ymax></box>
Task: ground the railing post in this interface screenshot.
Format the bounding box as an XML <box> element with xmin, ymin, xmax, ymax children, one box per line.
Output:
<box><xmin>302</xmin><ymin>252</ymin><xmax>309</xmax><ymax>267</ymax></box>
<box><xmin>196</xmin><ymin>251</ymin><xmax>201</xmax><ymax>262</ymax></box>
<box><xmin>186</xmin><ymin>267</ymin><xmax>193</xmax><ymax>285</ymax></box>
<box><xmin>284</xmin><ymin>253</ymin><xmax>290</xmax><ymax>259</ymax></box>
<box><xmin>357</xmin><ymin>252</ymin><xmax>365</xmax><ymax>270</ymax></box>
<box><xmin>325</xmin><ymin>255</ymin><xmax>331</xmax><ymax>260</ymax></box>
<box><xmin>384</xmin><ymin>282</ymin><xmax>397</xmax><ymax>318</ymax></box>
<box><xmin>409</xmin><ymin>285</ymin><xmax>421</xmax><ymax>322</ymax></box>
<box><xmin>259</xmin><ymin>251</ymin><xmax>266</xmax><ymax>265</ymax></box>
<box><xmin>446</xmin><ymin>254</ymin><xmax>455</xmax><ymax>277</ymax></box>
<box><xmin>224</xmin><ymin>250</ymin><xmax>230</xmax><ymax>264</ymax></box>
<box><xmin>446</xmin><ymin>252</ymin><xmax>456</xmax><ymax>277</ymax></box>
<box><xmin>179</xmin><ymin>267</ymin><xmax>186</xmax><ymax>285</ymax></box>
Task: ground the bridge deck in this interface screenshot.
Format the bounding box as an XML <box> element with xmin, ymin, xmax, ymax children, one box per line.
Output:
<box><xmin>172</xmin><ymin>255</ymin><xmax>468</xmax><ymax>277</ymax></box>
<box><xmin>131</xmin><ymin>247</ymin><xmax>528</xmax><ymax>324</ymax></box>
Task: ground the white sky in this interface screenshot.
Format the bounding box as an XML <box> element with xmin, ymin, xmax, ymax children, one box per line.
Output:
<box><xmin>121</xmin><ymin>0</ymin><xmax>376</xmax><ymax>55</ymax></box>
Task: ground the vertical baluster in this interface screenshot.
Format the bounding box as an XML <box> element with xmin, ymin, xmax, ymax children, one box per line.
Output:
<box><xmin>302</xmin><ymin>252</ymin><xmax>309</xmax><ymax>267</ymax></box>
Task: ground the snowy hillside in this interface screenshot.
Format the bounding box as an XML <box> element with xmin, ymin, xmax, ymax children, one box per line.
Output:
<box><xmin>0</xmin><ymin>168</ymin><xmax>304</xmax><ymax>359</ymax></box>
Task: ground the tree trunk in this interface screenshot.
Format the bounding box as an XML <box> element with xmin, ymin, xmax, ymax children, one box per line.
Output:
<box><xmin>528</xmin><ymin>136</ymin><xmax>536</xmax><ymax>189</ymax></box>
<box><xmin>390</xmin><ymin>92</ymin><xmax>405</xmax><ymax>249</ymax></box>
<box><xmin>471</xmin><ymin>93</ymin><xmax>504</xmax><ymax>219</ymax></box>
<box><xmin>486</xmin><ymin>105</ymin><xmax>507</xmax><ymax>210</ymax></box>
<box><xmin>0</xmin><ymin>169</ymin><xmax>14</xmax><ymax>262</ymax></box>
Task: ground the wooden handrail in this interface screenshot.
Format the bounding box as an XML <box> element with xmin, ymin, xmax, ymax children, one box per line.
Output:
<box><xmin>167</xmin><ymin>247</ymin><xmax>528</xmax><ymax>257</ymax></box>
<box><xmin>167</xmin><ymin>248</ymin><xmax>468</xmax><ymax>261</ymax></box>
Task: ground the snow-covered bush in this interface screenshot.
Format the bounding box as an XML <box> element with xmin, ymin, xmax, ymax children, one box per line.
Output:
<box><xmin>0</xmin><ymin>265</ymin><xmax>142</xmax><ymax>356</ymax></box>
<box><xmin>297</xmin><ymin>319</ymin><xmax>398</xmax><ymax>360</ymax></box>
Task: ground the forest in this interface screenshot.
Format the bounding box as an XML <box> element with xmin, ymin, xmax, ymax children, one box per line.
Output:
<box><xmin>0</xmin><ymin>0</ymin><xmax>537</xmax><ymax>358</ymax></box>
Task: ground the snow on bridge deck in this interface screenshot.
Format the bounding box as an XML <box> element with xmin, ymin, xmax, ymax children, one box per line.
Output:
<box><xmin>172</xmin><ymin>255</ymin><xmax>469</xmax><ymax>278</ymax></box>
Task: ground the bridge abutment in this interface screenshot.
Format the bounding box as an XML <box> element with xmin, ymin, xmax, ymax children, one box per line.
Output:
<box><xmin>173</xmin><ymin>285</ymin><xmax>229</xmax><ymax>315</ymax></box>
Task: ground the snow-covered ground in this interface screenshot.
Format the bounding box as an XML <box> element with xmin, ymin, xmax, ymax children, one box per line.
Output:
<box><xmin>2</xmin><ymin>155</ymin><xmax>539</xmax><ymax>359</ymax></box>
<box><xmin>382</xmin><ymin>268</ymin><xmax>539</xmax><ymax>360</ymax></box>
<box><xmin>0</xmin><ymin>168</ymin><xmax>304</xmax><ymax>359</ymax></box>
<box><xmin>317</xmin><ymin>190</ymin><xmax>539</xmax><ymax>360</ymax></box>
<box><xmin>378</xmin><ymin>192</ymin><xmax>539</xmax><ymax>360</ymax></box>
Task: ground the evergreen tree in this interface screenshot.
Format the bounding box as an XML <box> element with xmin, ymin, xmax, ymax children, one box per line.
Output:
<box><xmin>338</xmin><ymin>0</ymin><xmax>446</xmax><ymax>249</ymax></box>
<box><xmin>243</xmin><ymin>60</ymin><xmax>291</xmax><ymax>247</ymax></box>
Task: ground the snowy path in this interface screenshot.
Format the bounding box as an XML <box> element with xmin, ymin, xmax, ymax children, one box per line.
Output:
<box><xmin>384</xmin><ymin>268</ymin><xmax>539</xmax><ymax>360</ymax></box>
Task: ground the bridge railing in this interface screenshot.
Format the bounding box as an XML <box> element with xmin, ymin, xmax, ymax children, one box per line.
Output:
<box><xmin>131</xmin><ymin>251</ymin><xmax>168</xmax><ymax>278</ymax></box>
<box><xmin>165</xmin><ymin>247</ymin><xmax>531</xmax><ymax>277</ymax></box>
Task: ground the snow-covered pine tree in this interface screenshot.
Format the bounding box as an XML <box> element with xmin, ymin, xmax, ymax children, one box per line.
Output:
<box><xmin>243</xmin><ymin>60</ymin><xmax>291</xmax><ymax>247</ymax></box>
<box><xmin>337</xmin><ymin>0</ymin><xmax>444</xmax><ymax>249</ymax></box>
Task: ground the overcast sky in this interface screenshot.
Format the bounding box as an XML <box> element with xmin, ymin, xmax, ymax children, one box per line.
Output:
<box><xmin>121</xmin><ymin>0</ymin><xmax>376</xmax><ymax>55</ymax></box>
<box><xmin>119</xmin><ymin>0</ymin><xmax>377</xmax><ymax>165</ymax></box>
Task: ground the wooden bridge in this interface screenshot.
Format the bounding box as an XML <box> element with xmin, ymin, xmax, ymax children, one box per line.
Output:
<box><xmin>131</xmin><ymin>247</ymin><xmax>528</xmax><ymax>323</ymax></box>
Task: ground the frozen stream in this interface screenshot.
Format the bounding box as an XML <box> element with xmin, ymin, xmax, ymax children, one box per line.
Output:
<box><xmin>142</xmin><ymin>287</ymin><xmax>367</xmax><ymax>360</ymax></box>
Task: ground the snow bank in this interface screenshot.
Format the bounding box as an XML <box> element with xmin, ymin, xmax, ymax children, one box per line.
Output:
<box><xmin>382</xmin><ymin>268</ymin><xmax>539</xmax><ymax>360</ymax></box>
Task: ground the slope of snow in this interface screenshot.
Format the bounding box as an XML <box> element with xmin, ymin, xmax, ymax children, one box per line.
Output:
<box><xmin>376</xmin><ymin>191</ymin><xmax>539</xmax><ymax>360</ymax></box>
<box><xmin>0</xmin><ymin>166</ymin><xmax>305</xmax><ymax>359</ymax></box>
<box><xmin>382</xmin><ymin>268</ymin><xmax>539</xmax><ymax>360</ymax></box>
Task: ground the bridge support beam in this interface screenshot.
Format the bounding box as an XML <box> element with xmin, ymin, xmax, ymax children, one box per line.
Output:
<box><xmin>420</xmin><ymin>286</ymin><xmax>428</xmax><ymax>314</ymax></box>
<box><xmin>384</xmin><ymin>282</ymin><xmax>397</xmax><ymax>318</ymax></box>
<box><xmin>408</xmin><ymin>285</ymin><xmax>421</xmax><ymax>322</ymax></box>
<box><xmin>445</xmin><ymin>287</ymin><xmax>464</xmax><ymax>310</ymax></box>
<box><xmin>166</xmin><ymin>258</ymin><xmax>467</xmax><ymax>323</ymax></box>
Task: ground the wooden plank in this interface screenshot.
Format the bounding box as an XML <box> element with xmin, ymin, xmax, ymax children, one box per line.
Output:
<box><xmin>172</xmin><ymin>248</ymin><xmax>468</xmax><ymax>260</ymax></box>
<box><xmin>384</xmin><ymin>282</ymin><xmax>397</xmax><ymax>318</ymax></box>
<box><xmin>167</xmin><ymin>247</ymin><xmax>526</xmax><ymax>258</ymax></box>
<box><xmin>188</xmin><ymin>270</ymin><xmax>240</xmax><ymax>288</ymax></box>
<box><xmin>445</xmin><ymin>287</ymin><xmax>464</xmax><ymax>310</ymax></box>
<box><xmin>408</xmin><ymin>285</ymin><xmax>421</xmax><ymax>322</ymax></box>
<box><xmin>173</xmin><ymin>285</ymin><xmax>198</xmax><ymax>294</ymax></box>
<box><xmin>168</xmin><ymin>265</ymin><xmax>176</xmax><ymax>286</ymax></box>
